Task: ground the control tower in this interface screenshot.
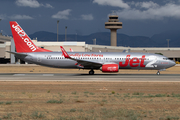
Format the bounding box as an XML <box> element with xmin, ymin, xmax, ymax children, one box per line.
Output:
<box><xmin>105</xmin><ymin>14</ymin><xmax>122</xmax><ymax>46</ymax></box>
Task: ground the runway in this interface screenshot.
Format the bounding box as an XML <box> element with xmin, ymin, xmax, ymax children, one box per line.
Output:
<box><xmin>0</xmin><ymin>73</ymin><xmax>180</xmax><ymax>82</ymax></box>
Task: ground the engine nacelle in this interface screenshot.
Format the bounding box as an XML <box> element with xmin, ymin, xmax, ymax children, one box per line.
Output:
<box><xmin>100</xmin><ymin>64</ymin><xmax>119</xmax><ymax>72</ymax></box>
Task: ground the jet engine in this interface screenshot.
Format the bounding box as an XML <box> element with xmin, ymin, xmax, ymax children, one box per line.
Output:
<box><xmin>100</xmin><ymin>64</ymin><xmax>119</xmax><ymax>72</ymax></box>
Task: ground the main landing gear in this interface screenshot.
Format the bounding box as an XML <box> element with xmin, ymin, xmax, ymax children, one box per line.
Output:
<box><xmin>156</xmin><ymin>70</ymin><xmax>160</xmax><ymax>75</ymax></box>
<box><xmin>89</xmin><ymin>69</ymin><xmax>94</xmax><ymax>75</ymax></box>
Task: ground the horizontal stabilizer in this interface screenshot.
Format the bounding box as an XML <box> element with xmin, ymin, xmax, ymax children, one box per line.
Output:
<box><xmin>6</xmin><ymin>51</ymin><xmax>28</xmax><ymax>56</ymax></box>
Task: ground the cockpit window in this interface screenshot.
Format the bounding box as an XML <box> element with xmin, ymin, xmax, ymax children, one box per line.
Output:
<box><xmin>163</xmin><ymin>58</ymin><xmax>168</xmax><ymax>60</ymax></box>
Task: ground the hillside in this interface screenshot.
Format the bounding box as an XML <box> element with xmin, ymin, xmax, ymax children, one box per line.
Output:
<box><xmin>29</xmin><ymin>30</ymin><xmax>180</xmax><ymax>47</ymax></box>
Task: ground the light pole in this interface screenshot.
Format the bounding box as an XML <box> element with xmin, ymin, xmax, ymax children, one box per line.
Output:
<box><xmin>57</xmin><ymin>20</ymin><xmax>59</xmax><ymax>42</ymax></box>
<box><xmin>105</xmin><ymin>47</ymin><xmax>108</xmax><ymax>52</ymax></box>
<box><xmin>65</xmin><ymin>26</ymin><xmax>67</xmax><ymax>41</ymax></box>
<box><xmin>76</xmin><ymin>33</ymin><xmax>77</xmax><ymax>40</ymax></box>
<box><xmin>0</xmin><ymin>19</ymin><xmax>1</xmax><ymax>35</ymax></box>
<box><xmin>167</xmin><ymin>39</ymin><xmax>170</xmax><ymax>48</ymax></box>
<box><xmin>92</xmin><ymin>38</ymin><xmax>96</xmax><ymax>45</ymax></box>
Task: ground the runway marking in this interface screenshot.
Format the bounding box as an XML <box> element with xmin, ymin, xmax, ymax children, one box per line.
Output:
<box><xmin>42</xmin><ymin>74</ymin><xmax>54</xmax><ymax>76</ymax></box>
<box><xmin>0</xmin><ymin>80</ymin><xmax>180</xmax><ymax>82</ymax></box>
<box><xmin>13</xmin><ymin>74</ymin><xmax>25</xmax><ymax>76</ymax></box>
<box><xmin>1</xmin><ymin>73</ymin><xmax>180</xmax><ymax>82</ymax></box>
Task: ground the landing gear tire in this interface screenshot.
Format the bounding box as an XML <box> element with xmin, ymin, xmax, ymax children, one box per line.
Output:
<box><xmin>89</xmin><ymin>70</ymin><xmax>94</xmax><ymax>75</ymax></box>
<box><xmin>156</xmin><ymin>71</ymin><xmax>160</xmax><ymax>75</ymax></box>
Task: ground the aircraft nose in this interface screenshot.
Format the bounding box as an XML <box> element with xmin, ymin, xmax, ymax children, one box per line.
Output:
<box><xmin>169</xmin><ymin>60</ymin><xmax>176</xmax><ymax>67</ymax></box>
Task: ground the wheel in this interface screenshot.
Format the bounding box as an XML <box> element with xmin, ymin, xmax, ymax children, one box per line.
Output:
<box><xmin>89</xmin><ymin>71</ymin><xmax>94</xmax><ymax>75</ymax></box>
<box><xmin>89</xmin><ymin>70</ymin><xmax>94</xmax><ymax>75</ymax></box>
<box><xmin>156</xmin><ymin>71</ymin><xmax>160</xmax><ymax>75</ymax></box>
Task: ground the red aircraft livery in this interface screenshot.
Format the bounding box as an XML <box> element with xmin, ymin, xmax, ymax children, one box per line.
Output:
<box><xmin>119</xmin><ymin>55</ymin><xmax>146</xmax><ymax>67</ymax></box>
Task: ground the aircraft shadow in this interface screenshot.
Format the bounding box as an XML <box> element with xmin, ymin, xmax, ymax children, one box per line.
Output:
<box><xmin>69</xmin><ymin>74</ymin><xmax>176</xmax><ymax>76</ymax></box>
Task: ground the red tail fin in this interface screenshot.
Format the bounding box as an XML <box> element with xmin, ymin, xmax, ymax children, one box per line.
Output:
<box><xmin>9</xmin><ymin>21</ymin><xmax>51</xmax><ymax>53</ymax></box>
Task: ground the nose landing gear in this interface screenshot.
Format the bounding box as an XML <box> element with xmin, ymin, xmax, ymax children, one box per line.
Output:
<box><xmin>156</xmin><ymin>70</ymin><xmax>160</xmax><ymax>75</ymax></box>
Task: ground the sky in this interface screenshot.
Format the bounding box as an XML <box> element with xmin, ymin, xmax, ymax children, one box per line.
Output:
<box><xmin>1</xmin><ymin>0</ymin><xmax>180</xmax><ymax>37</ymax></box>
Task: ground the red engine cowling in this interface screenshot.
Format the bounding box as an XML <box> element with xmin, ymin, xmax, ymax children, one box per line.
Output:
<box><xmin>100</xmin><ymin>64</ymin><xmax>119</xmax><ymax>72</ymax></box>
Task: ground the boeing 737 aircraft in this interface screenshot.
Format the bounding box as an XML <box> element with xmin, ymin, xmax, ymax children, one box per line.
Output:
<box><xmin>8</xmin><ymin>21</ymin><xmax>176</xmax><ymax>75</ymax></box>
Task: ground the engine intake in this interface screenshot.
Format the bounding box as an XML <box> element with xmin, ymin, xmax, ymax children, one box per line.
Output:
<box><xmin>100</xmin><ymin>64</ymin><xmax>119</xmax><ymax>72</ymax></box>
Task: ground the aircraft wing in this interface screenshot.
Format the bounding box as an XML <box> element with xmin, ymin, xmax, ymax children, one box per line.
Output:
<box><xmin>75</xmin><ymin>59</ymin><xmax>103</xmax><ymax>67</ymax></box>
<box><xmin>60</xmin><ymin>46</ymin><xmax>103</xmax><ymax>68</ymax></box>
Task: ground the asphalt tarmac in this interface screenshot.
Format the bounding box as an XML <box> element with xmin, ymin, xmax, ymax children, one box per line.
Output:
<box><xmin>0</xmin><ymin>73</ymin><xmax>180</xmax><ymax>82</ymax></box>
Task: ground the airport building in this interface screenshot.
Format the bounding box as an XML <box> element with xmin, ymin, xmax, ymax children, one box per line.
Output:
<box><xmin>0</xmin><ymin>34</ymin><xmax>12</xmax><ymax>63</ymax></box>
<box><xmin>0</xmin><ymin>34</ymin><xmax>180</xmax><ymax>64</ymax></box>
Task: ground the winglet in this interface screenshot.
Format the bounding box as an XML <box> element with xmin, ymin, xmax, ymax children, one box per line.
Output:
<box><xmin>60</xmin><ymin>46</ymin><xmax>71</xmax><ymax>58</ymax></box>
<box><xmin>70</xmin><ymin>48</ymin><xmax>73</xmax><ymax>52</ymax></box>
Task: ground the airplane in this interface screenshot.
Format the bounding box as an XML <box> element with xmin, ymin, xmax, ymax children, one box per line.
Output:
<box><xmin>70</xmin><ymin>48</ymin><xmax>73</xmax><ymax>52</ymax></box>
<box><xmin>8</xmin><ymin>21</ymin><xmax>176</xmax><ymax>75</ymax></box>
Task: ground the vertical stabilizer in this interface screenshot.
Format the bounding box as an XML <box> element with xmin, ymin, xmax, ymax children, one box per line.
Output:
<box><xmin>9</xmin><ymin>21</ymin><xmax>51</xmax><ymax>53</ymax></box>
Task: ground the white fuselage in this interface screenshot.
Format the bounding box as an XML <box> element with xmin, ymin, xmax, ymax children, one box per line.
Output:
<box><xmin>16</xmin><ymin>52</ymin><xmax>176</xmax><ymax>70</ymax></box>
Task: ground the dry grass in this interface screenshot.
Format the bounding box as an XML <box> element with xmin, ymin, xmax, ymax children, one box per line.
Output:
<box><xmin>0</xmin><ymin>81</ymin><xmax>180</xmax><ymax>119</ymax></box>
